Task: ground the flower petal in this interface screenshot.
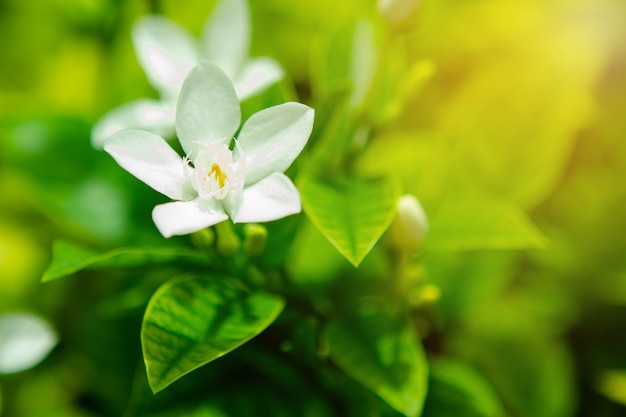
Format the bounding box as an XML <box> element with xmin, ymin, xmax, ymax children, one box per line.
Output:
<box><xmin>229</xmin><ymin>172</ymin><xmax>301</xmax><ymax>223</ymax></box>
<box><xmin>234</xmin><ymin>57</ymin><xmax>284</xmax><ymax>100</ymax></box>
<box><xmin>152</xmin><ymin>199</ymin><xmax>228</xmax><ymax>237</ymax></box>
<box><xmin>132</xmin><ymin>16</ymin><xmax>199</xmax><ymax>99</ymax></box>
<box><xmin>91</xmin><ymin>99</ymin><xmax>176</xmax><ymax>149</ymax></box>
<box><xmin>175</xmin><ymin>61</ymin><xmax>241</xmax><ymax>158</ymax></box>
<box><xmin>103</xmin><ymin>130</ymin><xmax>195</xmax><ymax>201</ymax></box>
<box><xmin>236</xmin><ymin>102</ymin><xmax>314</xmax><ymax>185</ymax></box>
<box><xmin>201</xmin><ymin>0</ymin><xmax>250</xmax><ymax>79</ymax></box>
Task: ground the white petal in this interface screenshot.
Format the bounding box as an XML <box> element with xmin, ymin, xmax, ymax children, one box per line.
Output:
<box><xmin>236</xmin><ymin>103</ymin><xmax>314</xmax><ymax>185</ymax></box>
<box><xmin>175</xmin><ymin>61</ymin><xmax>241</xmax><ymax>158</ymax></box>
<box><xmin>230</xmin><ymin>172</ymin><xmax>301</xmax><ymax>223</ymax></box>
<box><xmin>132</xmin><ymin>16</ymin><xmax>199</xmax><ymax>99</ymax></box>
<box><xmin>201</xmin><ymin>0</ymin><xmax>250</xmax><ymax>79</ymax></box>
<box><xmin>235</xmin><ymin>57</ymin><xmax>284</xmax><ymax>100</ymax></box>
<box><xmin>0</xmin><ymin>313</ymin><xmax>57</xmax><ymax>374</ymax></box>
<box><xmin>91</xmin><ymin>99</ymin><xmax>176</xmax><ymax>149</ymax></box>
<box><xmin>103</xmin><ymin>130</ymin><xmax>195</xmax><ymax>201</ymax></box>
<box><xmin>152</xmin><ymin>199</ymin><xmax>228</xmax><ymax>237</ymax></box>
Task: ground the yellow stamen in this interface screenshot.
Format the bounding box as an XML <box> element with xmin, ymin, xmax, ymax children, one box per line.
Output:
<box><xmin>209</xmin><ymin>163</ymin><xmax>227</xmax><ymax>188</ymax></box>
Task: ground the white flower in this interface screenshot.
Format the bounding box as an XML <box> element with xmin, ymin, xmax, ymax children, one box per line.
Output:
<box><xmin>103</xmin><ymin>61</ymin><xmax>314</xmax><ymax>238</ymax></box>
<box><xmin>92</xmin><ymin>0</ymin><xmax>284</xmax><ymax>148</ymax></box>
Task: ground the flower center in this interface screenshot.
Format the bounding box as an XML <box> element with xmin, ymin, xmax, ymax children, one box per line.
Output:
<box><xmin>208</xmin><ymin>163</ymin><xmax>226</xmax><ymax>188</ymax></box>
<box><xmin>186</xmin><ymin>141</ymin><xmax>246</xmax><ymax>202</ymax></box>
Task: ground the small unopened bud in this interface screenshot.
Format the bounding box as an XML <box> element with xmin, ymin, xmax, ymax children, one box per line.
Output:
<box><xmin>243</xmin><ymin>224</ymin><xmax>267</xmax><ymax>257</ymax></box>
<box><xmin>191</xmin><ymin>228</ymin><xmax>215</xmax><ymax>248</ymax></box>
<box><xmin>390</xmin><ymin>194</ymin><xmax>428</xmax><ymax>251</ymax></box>
<box><xmin>215</xmin><ymin>221</ymin><xmax>241</xmax><ymax>257</ymax></box>
<box><xmin>409</xmin><ymin>284</ymin><xmax>441</xmax><ymax>306</ymax></box>
<box><xmin>378</xmin><ymin>0</ymin><xmax>423</xmax><ymax>31</ymax></box>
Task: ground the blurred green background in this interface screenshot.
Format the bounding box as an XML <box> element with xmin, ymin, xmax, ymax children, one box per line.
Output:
<box><xmin>1</xmin><ymin>0</ymin><xmax>626</xmax><ymax>416</ymax></box>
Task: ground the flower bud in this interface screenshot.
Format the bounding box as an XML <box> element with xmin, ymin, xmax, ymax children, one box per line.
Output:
<box><xmin>243</xmin><ymin>224</ymin><xmax>268</xmax><ymax>257</ymax></box>
<box><xmin>191</xmin><ymin>228</ymin><xmax>215</xmax><ymax>248</ymax></box>
<box><xmin>409</xmin><ymin>284</ymin><xmax>441</xmax><ymax>307</ymax></box>
<box><xmin>215</xmin><ymin>221</ymin><xmax>241</xmax><ymax>257</ymax></box>
<box><xmin>378</xmin><ymin>0</ymin><xmax>423</xmax><ymax>31</ymax></box>
<box><xmin>389</xmin><ymin>194</ymin><xmax>428</xmax><ymax>251</ymax></box>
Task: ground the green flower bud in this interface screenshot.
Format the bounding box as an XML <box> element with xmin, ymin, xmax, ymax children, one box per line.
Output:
<box><xmin>390</xmin><ymin>194</ymin><xmax>429</xmax><ymax>251</ymax></box>
<box><xmin>378</xmin><ymin>0</ymin><xmax>423</xmax><ymax>31</ymax></box>
<box><xmin>215</xmin><ymin>221</ymin><xmax>241</xmax><ymax>257</ymax></box>
<box><xmin>243</xmin><ymin>224</ymin><xmax>268</xmax><ymax>257</ymax></box>
<box><xmin>191</xmin><ymin>228</ymin><xmax>215</xmax><ymax>248</ymax></box>
<box><xmin>409</xmin><ymin>284</ymin><xmax>441</xmax><ymax>307</ymax></box>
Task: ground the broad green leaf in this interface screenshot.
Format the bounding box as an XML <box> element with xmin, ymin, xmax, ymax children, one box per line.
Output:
<box><xmin>142</xmin><ymin>276</ymin><xmax>285</xmax><ymax>393</ymax></box>
<box><xmin>427</xmin><ymin>193</ymin><xmax>547</xmax><ymax>251</ymax></box>
<box><xmin>326</xmin><ymin>313</ymin><xmax>428</xmax><ymax>416</ymax></box>
<box><xmin>0</xmin><ymin>313</ymin><xmax>58</xmax><ymax>374</ymax></box>
<box><xmin>42</xmin><ymin>240</ymin><xmax>211</xmax><ymax>282</ymax></box>
<box><xmin>299</xmin><ymin>174</ymin><xmax>401</xmax><ymax>267</ymax></box>
<box><xmin>422</xmin><ymin>359</ymin><xmax>504</xmax><ymax>417</ymax></box>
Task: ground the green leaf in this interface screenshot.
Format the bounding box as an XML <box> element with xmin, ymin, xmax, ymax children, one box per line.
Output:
<box><xmin>596</xmin><ymin>369</ymin><xmax>626</xmax><ymax>406</ymax></box>
<box><xmin>423</xmin><ymin>359</ymin><xmax>504</xmax><ymax>417</ymax></box>
<box><xmin>299</xmin><ymin>174</ymin><xmax>401</xmax><ymax>267</ymax></box>
<box><xmin>326</xmin><ymin>313</ymin><xmax>428</xmax><ymax>416</ymax></box>
<box><xmin>427</xmin><ymin>193</ymin><xmax>547</xmax><ymax>251</ymax></box>
<box><xmin>142</xmin><ymin>276</ymin><xmax>285</xmax><ymax>393</ymax></box>
<box><xmin>42</xmin><ymin>240</ymin><xmax>211</xmax><ymax>282</ymax></box>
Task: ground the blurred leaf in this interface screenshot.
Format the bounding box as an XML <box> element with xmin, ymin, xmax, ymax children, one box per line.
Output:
<box><xmin>299</xmin><ymin>174</ymin><xmax>401</xmax><ymax>267</ymax></box>
<box><xmin>596</xmin><ymin>369</ymin><xmax>626</xmax><ymax>406</ymax></box>
<box><xmin>422</xmin><ymin>359</ymin><xmax>504</xmax><ymax>417</ymax></box>
<box><xmin>51</xmin><ymin>175</ymin><xmax>131</xmax><ymax>242</ymax></box>
<box><xmin>409</xmin><ymin>0</ymin><xmax>609</xmax><ymax>210</ymax></box>
<box><xmin>0</xmin><ymin>220</ymin><xmax>48</xmax><ymax>299</ymax></box>
<box><xmin>453</xmin><ymin>319</ymin><xmax>576</xmax><ymax>417</ymax></box>
<box><xmin>427</xmin><ymin>192</ymin><xmax>547</xmax><ymax>251</ymax></box>
<box><xmin>42</xmin><ymin>240</ymin><xmax>211</xmax><ymax>282</ymax></box>
<box><xmin>1</xmin><ymin>114</ymin><xmax>134</xmax><ymax>242</ymax></box>
<box><xmin>354</xmin><ymin>131</ymin><xmax>450</xmax><ymax>218</ymax></box>
<box><xmin>326</xmin><ymin>312</ymin><xmax>428</xmax><ymax>416</ymax></box>
<box><xmin>286</xmin><ymin>217</ymin><xmax>352</xmax><ymax>287</ymax></box>
<box><xmin>0</xmin><ymin>312</ymin><xmax>58</xmax><ymax>374</ymax></box>
<box><xmin>142</xmin><ymin>276</ymin><xmax>285</xmax><ymax>393</ymax></box>
<box><xmin>426</xmin><ymin>251</ymin><xmax>517</xmax><ymax>324</ymax></box>
<box><xmin>310</xmin><ymin>20</ymin><xmax>378</xmax><ymax>108</ymax></box>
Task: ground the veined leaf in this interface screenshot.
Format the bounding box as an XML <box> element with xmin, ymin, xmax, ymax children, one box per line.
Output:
<box><xmin>299</xmin><ymin>174</ymin><xmax>400</xmax><ymax>267</ymax></box>
<box><xmin>142</xmin><ymin>276</ymin><xmax>284</xmax><ymax>393</ymax></box>
<box><xmin>326</xmin><ymin>313</ymin><xmax>428</xmax><ymax>416</ymax></box>
<box><xmin>42</xmin><ymin>240</ymin><xmax>211</xmax><ymax>282</ymax></box>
